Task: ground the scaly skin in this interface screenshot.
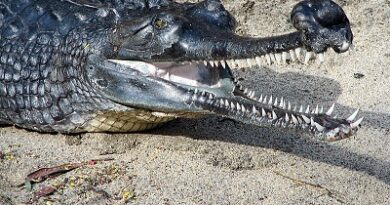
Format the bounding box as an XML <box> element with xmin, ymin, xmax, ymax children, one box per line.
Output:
<box><xmin>0</xmin><ymin>0</ymin><xmax>362</xmax><ymax>141</ymax></box>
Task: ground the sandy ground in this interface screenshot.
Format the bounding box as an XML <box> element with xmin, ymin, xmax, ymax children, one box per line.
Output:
<box><xmin>1</xmin><ymin>0</ymin><xmax>389</xmax><ymax>204</ymax></box>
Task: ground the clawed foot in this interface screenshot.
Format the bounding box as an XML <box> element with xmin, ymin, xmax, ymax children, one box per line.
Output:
<box><xmin>291</xmin><ymin>0</ymin><xmax>353</xmax><ymax>54</ymax></box>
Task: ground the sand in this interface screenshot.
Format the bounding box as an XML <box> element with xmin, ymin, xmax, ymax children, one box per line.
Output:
<box><xmin>1</xmin><ymin>0</ymin><xmax>389</xmax><ymax>204</ymax></box>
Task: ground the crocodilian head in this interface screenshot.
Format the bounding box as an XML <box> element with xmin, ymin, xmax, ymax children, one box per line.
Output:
<box><xmin>86</xmin><ymin>0</ymin><xmax>362</xmax><ymax>141</ymax></box>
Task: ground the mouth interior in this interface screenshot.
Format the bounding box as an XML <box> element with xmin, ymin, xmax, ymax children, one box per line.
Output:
<box><xmin>108</xmin><ymin>60</ymin><xmax>222</xmax><ymax>87</ymax></box>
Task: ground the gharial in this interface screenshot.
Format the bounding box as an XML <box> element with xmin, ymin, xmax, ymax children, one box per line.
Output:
<box><xmin>0</xmin><ymin>0</ymin><xmax>363</xmax><ymax>141</ymax></box>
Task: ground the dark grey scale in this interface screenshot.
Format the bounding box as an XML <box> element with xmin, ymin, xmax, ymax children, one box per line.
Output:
<box><xmin>49</xmin><ymin>104</ymin><xmax>63</xmax><ymax>122</ymax></box>
<box><xmin>42</xmin><ymin>109</ymin><xmax>55</xmax><ymax>125</ymax></box>
<box><xmin>8</xmin><ymin>97</ymin><xmax>17</xmax><ymax>112</ymax></box>
<box><xmin>30</xmin><ymin>81</ymin><xmax>38</xmax><ymax>95</ymax></box>
<box><xmin>20</xmin><ymin>67</ymin><xmax>30</xmax><ymax>79</ymax></box>
<box><xmin>19</xmin><ymin>109</ymin><xmax>33</xmax><ymax>124</ymax></box>
<box><xmin>0</xmin><ymin>83</ymin><xmax>6</xmax><ymax>96</ymax></box>
<box><xmin>0</xmin><ymin>66</ymin><xmax>4</xmax><ymax>80</ymax></box>
<box><xmin>23</xmin><ymin>95</ymin><xmax>31</xmax><ymax>110</ymax></box>
<box><xmin>58</xmin><ymin>97</ymin><xmax>73</xmax><ymax>116</ymax></box>
<box><xmin>15</xmin><ymin>95</ymin><xmax>25</xmax><ymax>109</ymax></box>
<box><xmin>12</xmin><ymin>66</ymin><xmax>22</xmax><ymax>82</ymax></box>
<box><xmin>43</xmin><ymin>79</ymin><xmax>51</xmax><ymax>93</ymax></box>
<box><xmin>30</xmin><ymin>95</ymin><xmax>39</xmax><ymax>109</ymax></box>
<box><xmin>37</xmin><ymin>81</ymin><xmax>45</xmax><ymax>96</ymax></box>
<box><xmin>0</xmin><ymin>54</ymin><xmax>8</xmax><ymax>65</ymax></box>
<box><xmin>6</xmin><ymin>83</ymin><xmax>15</xmax><ymax>97</ymax></box>
<box><xmin>31</xmin><ymin>109</ymin><xmax>45</xmax><ymax>125</ymax></box>
<box><xmin>15</xmin><ymin>83</ymin><xmax>23</xmax><ymax>95</ymax></box>
<box><xmin>30</xmin><ymin>69</ymin><xmax>40</xmax><ymax>81</ymax></box>
<box><xmin>43</xmin><ymin>94</ymin><xmax>53</xmax><ymax>108</ymax></box>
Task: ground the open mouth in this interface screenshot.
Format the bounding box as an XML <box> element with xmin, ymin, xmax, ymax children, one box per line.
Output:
<box><xmin>106</xmin><ymin>57</ymin><xmax>362</xmax><ymax>142</ymax></box>
<box><xmin>108</xmin><ymin>59</ymin><xmax>226</xmax><ymax>88</ymax></box>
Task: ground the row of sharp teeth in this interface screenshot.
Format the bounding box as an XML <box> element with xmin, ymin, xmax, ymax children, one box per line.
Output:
<box><xmin>240</xmin><ymin>87</ymin><xmax>363</xmax><ymax>128</ymax></box>
<box><xmin>191</xmin><ymin>87</ymin><xmax>363</xmax><ymax>135</ymax></box>
<box><xmin>194</xmin><ymin>47</ymin><xmax>326</xmax><ymax>68</ymax></box>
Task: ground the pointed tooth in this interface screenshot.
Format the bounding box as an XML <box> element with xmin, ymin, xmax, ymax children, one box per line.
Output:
<box><xmin>244</xmin><ymin>88</ymin><xmax>249</xmax><ymax>94</ymax></box>
<box><xmin>275</xmin><ymin>53</ymin><xmax>282</xmax><ymax>64</ymax></box>
<box><xmin>351</xmin><ymin>117</ymin><xmax>364</xmax><ymax>128</ymax></box>
<box><xmin>261</xmin><ymin>108</ymin><xmax>267</xmax><ymax>117</ymax></box>
<box><xmin>314</xmin><ymin>104</ymin><xmax>319</xmax><ymax>114</ymax></box>
<box><xmin>225</xmin><ymin>99</ymin><xmax>229</xmax><ymax>107</ymax></box>
<box><xmin>291</xmin><ymin>114</ymin><xmax>298</xmax><ymax>124</ymax></box>
<box><xmin>219</xmin><ymin>99</ymin><xmax>224</xmax><ymax>106</ymax></box>
<box><xmin>299</xmin><ymin>105</ymin><xmax>303</xmax><ymax>113</ymax></box>
<box><xmin>272</xmin><ymin>111</ymin><xmax>278</xmax><ymax>120</ymax></box>
<box><xmin>265</xmin><ymin>54</ymin><xmax>272</xmax><ymax>65</ymax></box>
<box><xmin>268</xmin><ymin>95</ymin><xmax>273</xmax><ymax>105</ymax></box>
<box><xmin>304</xmin><ymin>51</ymin><xmax>313</xmax><ymax>65</ymax></box>
<box><xmin>347</xmin><ymin>108</ymin><xmax>360</xmax><ymax>121</ymax></box>
<box><xmin>274</xmin><ymin>97</ymin><xmax>278</xmax><ymax>106</ymax></box>
<box><xmin>279</xmin><ymin>97</ymin><xmax>284</xmax><ymax>108</ymax></box>
<box><xmin>255</xmin><ymin>56</ymin><xmax>262</xmax><ymax>67</ymax></box>
<box><xmin>289</xmin><ymin>50</ymin><xmax>296</xmax><ymax>62</ymax></box>
<box><xmin>263</xmin><ymin>96</ymin><xmax>268</xmax><ymax>104</ymax></box>
<box><xmin>326</xmin><ymin>103</ymin><xmax>335</xmax><ymax>115</ymax></box>
<box><xmin>258</xmin><ymin>94</ymin><xmax>263</xmax><ymax>102</ymax></box>
<box><xmin>301</xmin><ymin>115</ymin><xmax>310</xmax><ymax>124</ymax></box>
<box><xmin>285</xmin><ymin>113</ymin><xmax>290</xmax><ymax>123</ymax></box>
<box><xmin>314</xmin><ymin>122</ymin><xmax>326</xmax><ymax>132</ymax></box>
<box><xmin>305</xmin><ymin>105</ymin><xmax>310</xmax><ymax>114</ymax></box>
<box><xmin>310</xmin><ymin>117</ymin><xmax>315</xmax><ymax>126</ymax></box>
<box><xmin>214</xmin><ymin>61</ymin><xmax>219</xmax><ymax>67</ymax></box>
<box><xmin>220</xmin><ymin>60</ymin><xmax>227</xmax><ymax>68</ymax></box>
<box><xmin>250</xmin><ymin>91</ymin><xmax>256</xmax><ymax>99</ymax></box>
<box><xmin>270</xmin><ymin>53</ymin><xmax>276</xmax><ymax>63</ymax></box>
<box><xmin>230</xmin><ymin>102</ymin><xmax>235</xmax><ymax>109</ymax></box>
<box><xmin>295</xmin><ymin>47</ymin><xmax>302</xmax><ymax>61</ymax></box>
<box><xmin>209</xmin><ymin>61</ymin><xmax>215</xmax><ymax>67</ymax></box>
<box><xmin>236</xmin><ymin>102</ymin><xmax>241</xmax><ymax>111</ymax></box>
<box><xmin>288</xmin><ymin>101</ymin><xmax>292</xmax><ymax>110</ymax></box>
<box><xmin>282</xmin><ymin>52</ymin><xmax>288</xmax><ymax>63</ymax></box>
<box><xmin>204</xmin><ymin>61</ymin><xmax>208</xmax><ymax>66</ymax></box>
<box><xmin>252</xmin><ymin>106</ymin><xmax>258</xmax><ymax>114</ymax></box>
<box><xmin>318</xmin><ymin>53</ymin><xmax>325</xmax><ymax>63</ymax></box>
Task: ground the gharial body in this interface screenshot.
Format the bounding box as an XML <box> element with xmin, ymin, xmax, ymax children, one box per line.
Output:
<box><xmin>0</xmin><ymin>0</ymin><xmax>363</xmax><ymax>141</ymax></box>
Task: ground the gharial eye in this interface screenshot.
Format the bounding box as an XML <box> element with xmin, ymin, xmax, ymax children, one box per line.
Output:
<box><xmin>154</xmin><ymin>18</ymin><xmax>167</xmax><ymax>29</ymax></box>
